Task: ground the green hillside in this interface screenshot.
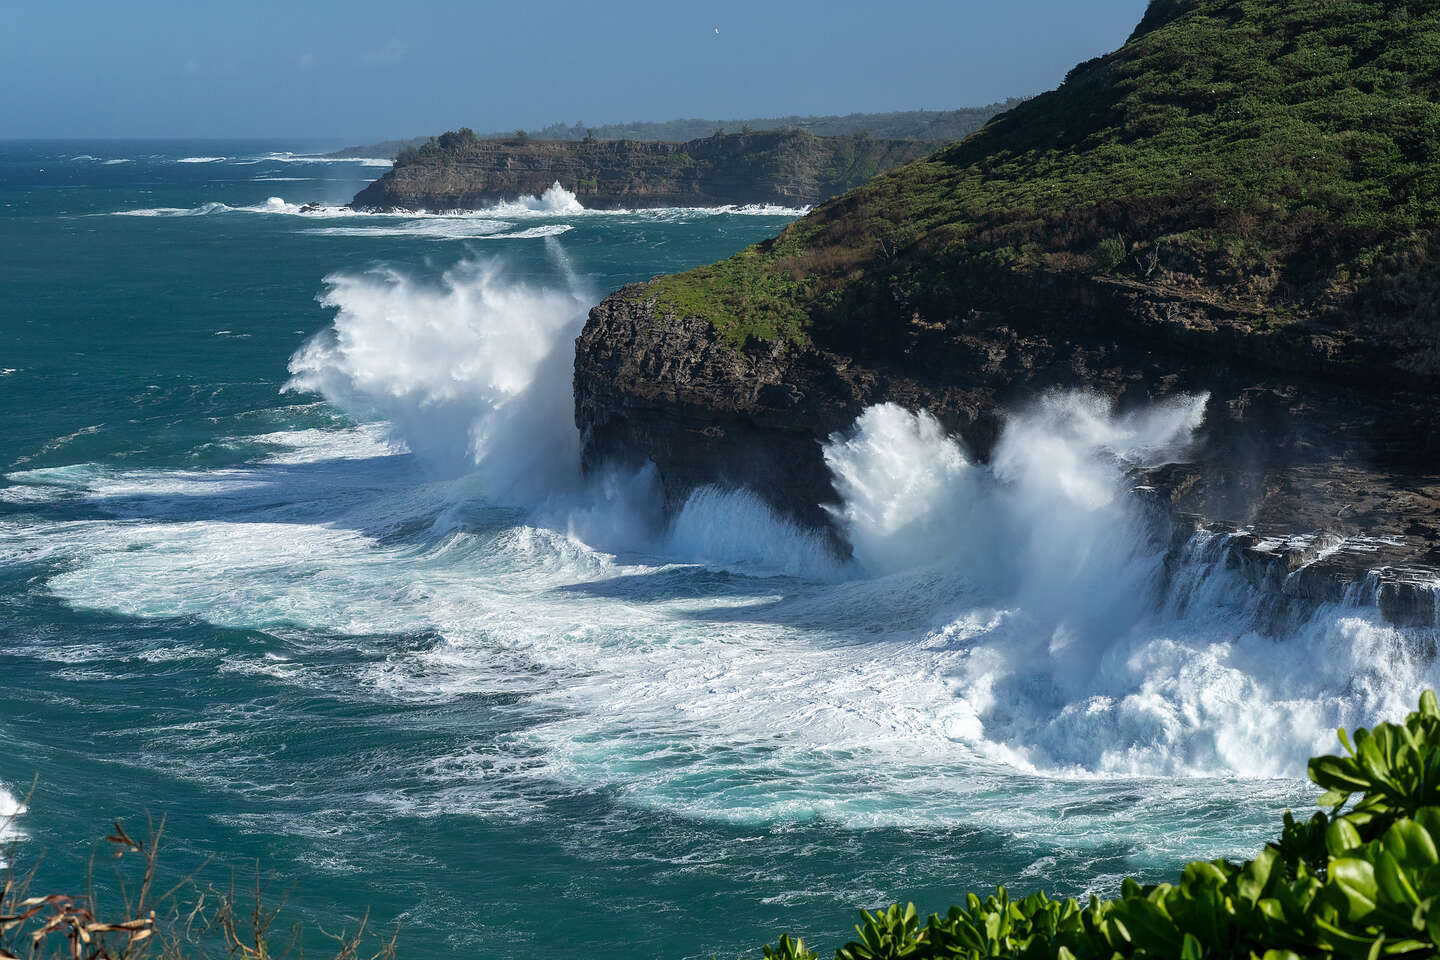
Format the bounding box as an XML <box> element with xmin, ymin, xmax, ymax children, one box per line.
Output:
<box><xmin>645</xmin><ymin>0</ymin><xmax>1440</xmax><ymax>361</ymax></box>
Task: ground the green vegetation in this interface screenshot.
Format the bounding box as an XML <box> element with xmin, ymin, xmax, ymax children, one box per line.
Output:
<box><xmin>503</xmin><ymin>105</ymin><xmax>1025</xmax><ymax>144</ymax></box>
<box><xmin>325</xmin><ymin>103</ymin><xmax>1023</xmax><ymax>160</ymax></box>
<box><xmin>646</xmin><ymin>246</ymin><xmax>812</xmax><ymax>346</ymax></box>
<box><xmin>393</xmin><ymin>126</ymin><xmax>482</xmax><ymax>164</ymax></box>
<box><xmin>646</xmin><ymin>0</ymin><xmax>1440</xmax><ymax>348</ymax></box>
<box><xmin>756</xmin><ymin>691</ymin><xmax>1440</xmax><ymax>959</ymax></box>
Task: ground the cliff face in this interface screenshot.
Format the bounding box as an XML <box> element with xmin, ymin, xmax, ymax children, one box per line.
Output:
<box><xmin>575</xmin><ymin>0</ymin><xmax>1440</xmax><ymax>623</ymax></box>
<box><xmin>349</xmin><ymin>130</ymin><xmax>936</xmax><ymax>211</ymax></box>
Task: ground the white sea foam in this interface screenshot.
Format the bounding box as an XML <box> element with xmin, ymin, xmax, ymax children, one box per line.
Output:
<box><xmin>0</xmin><ymin>785</ymin><xmax>24</xmax><ymax>860</ymax></box>
<box><xmin>102</xmin><ymin>158</ymin><xmax>131</xmax><ymax>165</ymax></box>
<box><xmin>116</xmin><ymin>202</ymin><xmax>234</xmax><ymax>217</ymax></box>
<box><xmin>305</xmin><ymin>221</ymin><xmax>574</xmax><ymax>241</ymax></box>
<box><xmin>626</xmin><ymin>202</ymin><xmax>811</xmax><ymax>218</ymax></box>
<box><xmin>10</xmin><ymin>253</ymin><xmax>1438</xmax><ymax>841</ymax></box>
<box><xmin>177</xmin><ymin>156</ymin><xmax>226</xmax><ymax>163</ymax></box>
<box><xmin>488</xmin><ymin>181</ymin><xmax>585</xmax><ymax>215</ymax></box>
<box><xmin>115</xmin><ymin>197</ymin><xmax>356</xmax><ymax>218</ymax></box>
<box><xmin>255</xmin><ymin>152</ymin><xmax>393</xmax><ymax>167</ymax></box>
<box><xmin>468</xmin><ymin>184</ymin><xmax>807</xmax><ymax>219</ymax></box>
<box><xmin>492</xmin><ymin>224</ymin><xmax>574</xmax><ymax>239</ymax></box>
<box><xmin>302</xmin><ymin>219</ymin><xmax>508</xmax><ymax>239</ymax></box>
<box><xmin>109</xmin><ymin>183</ymin><xmax>804</xmax><ymax>225</ymax></box>
<box><xmin>284</xmin><ymin>251</ymin><xmax>588</xmax><ymax>497</ymax></box>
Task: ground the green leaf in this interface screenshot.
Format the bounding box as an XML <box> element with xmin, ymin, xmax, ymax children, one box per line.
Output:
<box><xmin>1375</xmin><ymin>851</ymin><xmax>1423</xmax><ymax>907</ymax></box>
<box><xmin>1328</xmin><ymin>818</ymin><xmax>1364</xmax><ymax>856</ymax></box>
<box><xmin>1311</xmin><ymin>756</ymin><xmax>1371</xmax><ymax>791</ymax></box>
<box><xmin>1385</xmin><ymin>819</ymin><xmax>1440</xmax><ymax>869</ymax></box>
<box><xmin>1418</xmin><ymin>809</ymin><xmax>1440</xmax><ymax>845</ymax></box>
<box><xmin>1427</xmin><ymin>900</ymin><xmax>1440</xmax><ymax>944</ymax></box>
<box><xmin>1319</xmin><ymin>789</ymin><xmax>1351</xmax><ymax>809</ymax></box>
<box><xmin>1238</xmin><ymin>849</ymin><xmax>1276</xmax><ymax>904</ymax></box>
<box><xmin>1332</xmin><ymin>857</ymin><xmax>1380</xmax><ymax>919</ymax></box>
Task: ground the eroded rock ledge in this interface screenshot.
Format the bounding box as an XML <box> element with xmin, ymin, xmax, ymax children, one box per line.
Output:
<box><xmin>573</xmin><ymin>272</ymin><xmax>1440</xmax><ymax>627</ymax></box>
<box><xmin>349</xmin><ymin>130</ymin><xmax>936</xmax><ymax>212</ymax></box>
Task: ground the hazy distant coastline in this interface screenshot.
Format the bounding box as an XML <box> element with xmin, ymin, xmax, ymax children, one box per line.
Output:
<box><xmin>325</xmin><ymin>101</ymin><xmax>1023</xmax><ymax>159</ymax></box>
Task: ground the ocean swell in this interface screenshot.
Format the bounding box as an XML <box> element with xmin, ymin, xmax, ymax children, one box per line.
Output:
<box><xmin>8</xmin><ymin>249</ymin><xmax>1440</xmax><ymax>840</ymax></box>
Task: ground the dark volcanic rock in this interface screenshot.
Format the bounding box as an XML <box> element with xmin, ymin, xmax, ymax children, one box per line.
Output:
<box><xmin>350</xmin><ymin>131</ymin><xmax>936</xmax><ymax>211</ymax></box>
<box><xmin>573</xmin><ymin>269</ymin><xmax>1440</xmax><ymax>623</ymax></box>
<box><xmin>572</xmin><ymin>0</ymin><xmax>1440</xmax><ymax>626</ymax></box>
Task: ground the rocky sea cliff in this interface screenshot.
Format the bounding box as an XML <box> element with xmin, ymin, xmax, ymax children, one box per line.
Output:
<box><xmin>574</xmin><ymin>0</ymin><xmax>1440</xmax><ymax>626</ymax></box>
<box><xmin>349</xmin><ymin>129</ymin><xmax>937</xmax><ymax>211</ymax></box>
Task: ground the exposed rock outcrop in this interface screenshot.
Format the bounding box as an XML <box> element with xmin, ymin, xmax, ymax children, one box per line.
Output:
<box><xmin>573</xmin><ymin>0</ymin><xmax>1440</xmax><ymax>624</ymax></box>
<box><xmin>575</xmin><ymin>269</ymin><xmax>1440</xmax><ymax>623</ymax></box>
<box><xmin>349</xmin><ymin>130</ymin><xmax>936</xmax><ymax>211</ymax></box>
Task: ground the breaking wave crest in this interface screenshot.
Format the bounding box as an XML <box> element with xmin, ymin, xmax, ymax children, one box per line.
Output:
<box><xmin>9</xmin><ymin>250</ymin><xmax>1440</xmax><ymax>838</ymax></box>
<box><xmin>111</xmin><ymin>183</ymin><xmax>808</xmax><ymax>225</ymax></box>
<box><xmin>284</xmin><ymin>250</ymin><xmax>588</xmax><ymax>500</ymax></box>
<box><xmin>115</xmin><ymin>197</ymin><xmax>355</xmax><ymax>218</ymax></box>
<box><xmin>0</xmin><ymin>786</ymin><xmax>23</xmax><ymax>862</ymax></box>
<box><xmin>818</xmin><ymin>397</ymin><xmax>1440</xmax><ymax>779</ymax></box>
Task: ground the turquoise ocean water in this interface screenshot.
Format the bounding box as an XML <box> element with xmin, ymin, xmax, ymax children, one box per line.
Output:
<box><xmin>2</xmin><ymin>141</ymin><xmax>1429</xmax><ymax>959</ymax></box>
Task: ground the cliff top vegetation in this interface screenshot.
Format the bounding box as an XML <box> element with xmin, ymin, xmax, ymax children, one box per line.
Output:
<box><xmin>386</xmin><ymin>126</ymin><xmax>935</xmax><ymax>169</ymax></box>
<box><xmin>641</xmin><ymin>0</ymin><xmax>1440</xmax><ymax>356</ymax></box>
<box><xmin>323</xmin><ymin>102</ymin><xmax>1022</xmax><ymax>159</ymax></box>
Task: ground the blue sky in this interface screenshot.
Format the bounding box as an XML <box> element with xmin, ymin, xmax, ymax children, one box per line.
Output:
<box><xmin>3</xmin><ymin>0</ymin><xmax>1149</xmax><ymax>142</ymax></box>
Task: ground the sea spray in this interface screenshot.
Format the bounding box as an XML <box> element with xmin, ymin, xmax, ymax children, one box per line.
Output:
<box><xmin>0</xmin><ymin>785</ymin><xmax>23</xmax><ymax>864</ymax></box>
<box><xmin>281</xmin><ymin>271</ymin><xmax>1440</xmax><ymax>787</ymax></box>
<box><xmin>815</xmin><ymin>392</ymin><xmax>1440</xmax><ymax>778</ymax></box>
<box><xmin>284</xmin><ymin>251</ymin><xmax>588</xmax><ymax>500</ymax></box>
<box><xmin>665</xmin><ymin>486</ymin><xmax>839</xmax><ymax>578</ymax></box>
<box><xmin>822</xmin><ymin>404</ymin><xmax>975</xmax><ymax>574</ymax></box>
<box><xmin>280</xmin><ymin>247</ymin><xmax>833</xmax><ymax>571</ymax></box>
<box><xmin>112</xmin><ymin>183</ymin><xmax>808</xmax><ymax>221</ymax></box>
<box><xmin>15</xmin><ymin>224</ymin><xmax>1440</xmax><ymax>831</ymax></box>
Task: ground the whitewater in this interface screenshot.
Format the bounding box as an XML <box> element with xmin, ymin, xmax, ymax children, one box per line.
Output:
<box><xmin>2</xmin><ymin>142</ymin><xmax>1436</xmax><ymax>959</ymax></box>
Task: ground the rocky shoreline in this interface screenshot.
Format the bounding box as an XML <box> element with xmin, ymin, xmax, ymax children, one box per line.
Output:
<box><xmin>349</xmin><ymin>129</ymin><xmax>937</xmax><ymax>211</ymax></box>
<box><xmin>569</xmin><ymin>0</ymin><xmax>1440</xmax><ymax>631</ymax></box>
<box><xmin>573</xmin><ymin>272</ymin><xmax>1440</xmax><ymax>629</ymax></box>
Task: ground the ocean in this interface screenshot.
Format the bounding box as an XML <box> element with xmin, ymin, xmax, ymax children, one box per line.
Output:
<box><xmin>0</xmin><ymin>141</ymin><xmax>1431</xmax><ymax>959</ymax></box>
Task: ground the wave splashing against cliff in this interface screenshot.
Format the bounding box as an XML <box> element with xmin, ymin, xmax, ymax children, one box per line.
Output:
<box><xmin>12</xmin><ymin>252</ymin><xmax>1439</xmax><ymax>853</ymax></box>
<box><xmin>278</xmin><ymin>253</ymin><xmax>840</xmax><ymax>573</ymax></box>
<box><xmin>284</xmin><ymin>251</ymin><xmax>587</xmax><ymax>500</ymax></box>
<box><xmin>819</xmin><ymin>395</ymin><xmax>1440</xmax><ymax>780</ymax></box>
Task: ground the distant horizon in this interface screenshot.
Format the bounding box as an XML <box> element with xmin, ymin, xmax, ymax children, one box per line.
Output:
<box><xmin>3</xmin><ymin>0</ymin><xmax>1148</xmax><ymax>140</ymax></box>
<box><xmin>0</xmin><ymin>99</ymin><xmax>1032</xmax><ymax>149</ymax></box>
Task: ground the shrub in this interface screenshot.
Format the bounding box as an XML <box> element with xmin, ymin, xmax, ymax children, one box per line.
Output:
<box><xmin>641</xmin><ymin>0</ymin><xmax>1440</xmax><ymax>346</ymax></box>
<box><xmin>0</xmin><ymin>812</ymin><xmax>396</xmax><ymax>960</ymax></box>
<box><xmin>1094</xmin><ymin>236</ymin><xmax>1127</xmax><ymax>272</ymax></box>
<box><xmin>759</xmin><ymin>691</ymin><xmax>1440</xmax><ymax>959</ymax></box>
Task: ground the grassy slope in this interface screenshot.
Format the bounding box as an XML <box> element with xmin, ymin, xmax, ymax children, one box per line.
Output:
<box><xmin>645</xmin><ymin>0</ymin><xmax>1440</xmax><ymax>349</ymax></box>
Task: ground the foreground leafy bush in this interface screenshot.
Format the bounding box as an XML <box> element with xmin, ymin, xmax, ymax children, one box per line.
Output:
<box><xmin>760</xmin><ymin>691</ymin><xmax>1440</xmax><ymax>960</ymax></box>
